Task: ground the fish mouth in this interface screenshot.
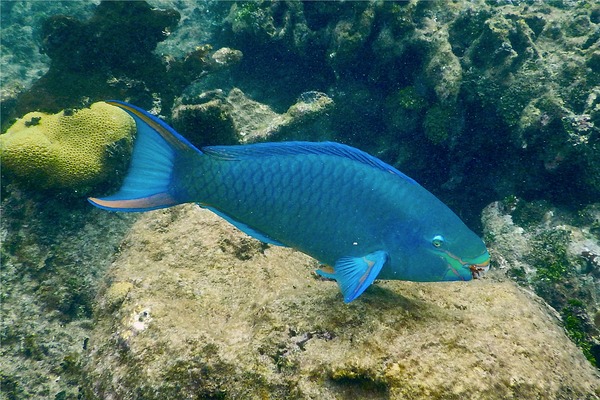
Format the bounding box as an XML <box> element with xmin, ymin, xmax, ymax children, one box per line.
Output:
<box><xmin>468</xmin><ymin>252</ymin><xmax>490</xmax><ymax>279</ymax></box>
<box><xmin>435</xmin><ymin>249</ymin><xmax>491</xmax><ymax>281</ymax></box>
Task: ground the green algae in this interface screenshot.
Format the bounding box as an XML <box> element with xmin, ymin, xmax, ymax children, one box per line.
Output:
<box><xmin>391</xmin><ymin>87</ymin><xmax>428</xmax><ymax>112</ymax></box>
<box><xmin>482</xmin><ymin>200</ymin><xmax>600</xmax><ymax>369</ymax></box>
<box><xmin>530</xmin><ymin>228</ymin><xmax>572</xmax><ymax>283</ymax></box>
<box><xmin>563</xmin><ymin>300</ymin><xmax>597</xmax><ymax>367</ymax></box>
<box><xmin>423</xmin><ymin>106</ymin><xmax>454</xmax><ymax>145</ymax></box>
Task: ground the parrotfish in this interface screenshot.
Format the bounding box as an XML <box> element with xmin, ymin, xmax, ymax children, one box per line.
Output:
<box><xmin>89</xmin><ymin>101</ymin><xmax>490</xmax><ymax>303</ymax></box>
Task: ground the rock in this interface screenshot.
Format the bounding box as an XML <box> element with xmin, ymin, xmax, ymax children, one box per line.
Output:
<box><xmin>226</xmin><ymin>87</ymin><xmax>281</xmax><ymax>141</ymax></box>
<box><xmin>10</xmin><ymin>1</ymin><xmax>181</xmax><ymax>116</ymax></box>
<box><xmin>482</xmin><ymin>200</ymin><xmax>600</xmax><ymax>367</ymax></box>
<box><xmin>173</xmin><ymin>88</ymin><xmax>334</xmax><ymax>145</ymax></box>
<box><xmin>0</xmin><ymin>186</ymin><xmax>136</xmax><ymax>399</ymax></box>
<box><xmin>210</xmin><ymin>47</ymin><xmax>243</xmax><ymax>69</ymax></box>
<box><xmin>83</xmin><ymin>204</ymin><xmax>600</xmax><ymax>399</ymax></box>
<box><xmin>0</xmin><ymin>2</ymin><xmax>97</xmax><ymax>110</ymax></box>
<box><xmin>4</xmin><ymin>1</ymin><xmax>243</xmax><ymax>125</ymax></box>
<box><xmin>171</xmin><ymin>91</ymin><xmax>239</xmax><ymax>148</ymax></box>
<box><xmin>458</xmin><ymin>3</ymin><xmax>600</xmax><ymax>201</ymax></box>
<box><xmin>220</xmin><ymin>0</ymin><xmax>600</xmax><ymax>212</ymax></box>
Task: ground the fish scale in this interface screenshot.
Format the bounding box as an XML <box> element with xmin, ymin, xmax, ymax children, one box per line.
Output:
<box><xmin>89</xmin><ymin>101</ymin><xmax>490</xmax><ymax>303</ymax></box>
<box><xmin>183</xmin><ymin>152</ymin><xmax>412</xmax><ymax>267</ymax></box>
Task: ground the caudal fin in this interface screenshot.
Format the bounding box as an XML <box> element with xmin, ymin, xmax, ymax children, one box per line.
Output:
<box><xmin>88</xmin><ymin>100</ymin><xmax>201</xmax><ymax>212</ymax></box>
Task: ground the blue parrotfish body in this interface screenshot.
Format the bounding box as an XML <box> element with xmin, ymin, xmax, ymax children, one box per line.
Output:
<box><xmin>89</xmin><ymin>101</ymin><xmax>490</xmax><ymax>303</ymax></box>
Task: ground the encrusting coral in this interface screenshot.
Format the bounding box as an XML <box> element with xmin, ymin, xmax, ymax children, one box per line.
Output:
<box><xmin>0</xmin><ymin>102</ymin><xmax>135</xmax><ymax>194</ymax></box>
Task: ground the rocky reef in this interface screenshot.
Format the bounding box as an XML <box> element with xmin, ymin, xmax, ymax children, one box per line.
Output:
<box><xmin>0</xmin><ymin>187</ymin><xmax>136</xmax><ymax>399</ymax></box>
<box><xmin>171</xmin><ymin>88</ymin><xmax>335</xmax><ymax>147</ymax></box>
<box><xmin>0</xmin><ymin>1</ymin><xmax>241</xmax><ymax>132</ymax></box>
<box><xmin>83</xmin><ymin>205</ymin><xmax>600</xmax><ymax>399</ymax></box>
<box><xmin>483</xmin><ymin>199</ymin><xmax>600</xmax><ymax>367</ymax></box>
<box><xmin>220</xmin><ymin>0</ymin><xmax>600</xmax><ymax>213</ymax></box>
<box><xmin>1</xmin><ymin>0</ymin><xmax>600</xmax><ymax>398</ymax></box>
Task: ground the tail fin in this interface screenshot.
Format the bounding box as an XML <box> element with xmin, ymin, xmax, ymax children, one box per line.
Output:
<box><xmin>88</xmin><ymin>100</ymin><xmax>201</xmax><ymax>212</ymax></box>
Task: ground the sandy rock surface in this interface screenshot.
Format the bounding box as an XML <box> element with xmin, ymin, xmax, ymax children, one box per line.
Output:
<box><xmin>84</xmin><ymin>204</ymin><xmax>600</xmax><ymax>399</ymax></box>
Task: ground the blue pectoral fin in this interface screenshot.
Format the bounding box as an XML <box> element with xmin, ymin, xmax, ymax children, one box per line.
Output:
<box><xmin>317</xmin><ymin>251</ymin><xmax>389</xmax><ymax>303</ymax></box>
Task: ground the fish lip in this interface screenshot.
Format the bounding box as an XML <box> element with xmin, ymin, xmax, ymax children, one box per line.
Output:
<box><xmin>468</xmin><ymin>253</ymin><xmax>490</xmax><ymax>279</ymax></box>
<box><xmin>429</xmin><ymin>248</ymin><xmax>491</xmax><ymax>280</ymax></box>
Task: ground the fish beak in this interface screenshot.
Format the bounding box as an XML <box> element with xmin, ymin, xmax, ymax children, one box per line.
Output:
<box><xmin>468</xmin><ymin>252</ymin><xmax>490</xmax><ymax>279</ymax></box>
<box><xmin>431</xmin><ymin>248</ymin><xmax>491</xmax><ymax>281</ymax></box>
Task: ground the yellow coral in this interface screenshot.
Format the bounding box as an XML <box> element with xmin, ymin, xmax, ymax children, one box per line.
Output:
<box><xmin>0</xmin><ymin>102</ymin><xmax>135</xmax><ymax>193</ymax></box>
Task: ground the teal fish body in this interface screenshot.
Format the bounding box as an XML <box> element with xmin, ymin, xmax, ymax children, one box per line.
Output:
<box><xmin>90</xmin><ymin>101</ymin><xmax>490</xmax><ymax>302</ymax></box>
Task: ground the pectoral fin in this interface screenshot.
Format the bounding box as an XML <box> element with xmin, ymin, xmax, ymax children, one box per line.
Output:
<box><xmin>317</xmin><ymin>251</ymin><xmax>388</xmax><ymax>303</ymax></box>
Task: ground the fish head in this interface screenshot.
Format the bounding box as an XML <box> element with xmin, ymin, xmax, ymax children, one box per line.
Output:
<box><xmin>385</xmin><ymin>213</ymin><xmax>490</xmax><ymax>282</ymax></box>
<box><xmin>422</xmin><ymin>227</ymin><xmax>490</xmax><ymax>281</ymax></box>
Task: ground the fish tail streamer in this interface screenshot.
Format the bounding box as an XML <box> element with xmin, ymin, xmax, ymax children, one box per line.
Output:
<box><xmin>88</xmin><ymin>100</ymin><xmax>201</xmax><ymax>212</ymax></box>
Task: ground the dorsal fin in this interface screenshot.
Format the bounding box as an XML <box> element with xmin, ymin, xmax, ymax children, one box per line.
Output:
<box><xmin>203</xmin><ymin>141</ymin><xmax>417</xmax><ymax>185</ymax></box>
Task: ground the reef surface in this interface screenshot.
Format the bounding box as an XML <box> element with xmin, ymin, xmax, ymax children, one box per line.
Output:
<box><xmin>1</xmin><ymin>0</ymin><xmax>599</xmax><ymax>398</ymax></box>
<box><xmin>83</xmin><ymin>204</ymin><xmax>600</xmax><ymax>399</ymax></box>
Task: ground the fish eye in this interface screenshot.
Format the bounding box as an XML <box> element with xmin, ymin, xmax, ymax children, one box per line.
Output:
<box><xmin>432</xmin><ymin>235</ymin><xmax>445</xmax><ymax>248</ymax></box>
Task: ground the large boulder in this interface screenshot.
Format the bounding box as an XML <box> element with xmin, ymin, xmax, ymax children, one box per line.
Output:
<box><xmin>83</xmin><ymin>204</ymin><xmax>600</xmax><ymax>399</ymax></box>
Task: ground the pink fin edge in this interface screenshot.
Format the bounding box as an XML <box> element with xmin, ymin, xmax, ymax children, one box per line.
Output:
<box><xmin>88</xmin><ymin>193</ymin><xmax>179</xmax><ymax>211</ymax></box>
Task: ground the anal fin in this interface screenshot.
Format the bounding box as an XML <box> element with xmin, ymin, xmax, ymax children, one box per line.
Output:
<box><xmin>198</xmin><ymin>204</ymin><xmax>287</xmax><ymax>247</ymax></box>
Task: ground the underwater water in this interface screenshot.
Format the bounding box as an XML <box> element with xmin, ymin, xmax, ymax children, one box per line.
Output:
<box><xmin>1</xmin><ymin>1</ymin><xmax>599</xmax><ymax>399</ymax></box>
